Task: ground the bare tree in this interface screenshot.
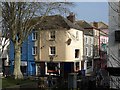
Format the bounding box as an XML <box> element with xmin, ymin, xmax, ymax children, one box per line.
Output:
<box><xmin>1</xmin><ymin>2</ymin><xmax>73</xmax><ymax>79</ymax></box>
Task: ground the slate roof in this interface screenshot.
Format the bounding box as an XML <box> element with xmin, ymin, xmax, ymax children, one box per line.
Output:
<box><xmin>97</xmin><ymin>22</ymin><xmax>108</xmax><ymax>29</ymax></box>
<box><xmin>90</xmin><ymin>22</ymin><xmax>108</xmax><ymax>29</ymax></box>
<box><xmin>75</xmin><ymin>20</ymin><xmax>94</xmax><ymax>36</ymax></box>
<box><xmin>75</xmin><ymin>20</ymin><xmax>93</xmax><ymax>29</ymax></box>
<box><xmin>31</xmin><ymin>15</ymin><xmax>84</xmax><ymax>30</ymax></box>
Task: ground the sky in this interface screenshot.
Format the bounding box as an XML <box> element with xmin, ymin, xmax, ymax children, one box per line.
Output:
<box><xmin>71</xmin><ymin>2</ymin><xmax>108</xmax><ymax>24</ymax></box>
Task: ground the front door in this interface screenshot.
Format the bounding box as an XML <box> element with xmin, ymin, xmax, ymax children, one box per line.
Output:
<box><xmin>21</xmin><ymin>66</ymin><xmax>27</xmax><ymax>75</ymax></box>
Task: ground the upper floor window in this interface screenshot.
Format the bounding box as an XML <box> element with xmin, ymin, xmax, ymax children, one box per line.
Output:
<box><xmin>32</xmin><ymin>46</ymin><xmax>37</xmax><ymax>55</ymax></box>
<box><xmin>86</xmin><ymin>37</ymin><xmax>88</xmax><ymax>44</ymax></box>
<box><xmin>88</xmin><ymin>49</ymin><xmax>91</xmax><ymax>56</ymax></box>
<box><xmin>90</xmin><ymin>38</ymin><xmax>91</xmax><ymax>43</ymax></box>
<box><xmin>32</xmin><ymin>30</ymin><xmax>37</xmax><ymax>41</ymax></box>
<box><xmin>76</xmin><ymin>31</ymin><xmax>79</xmax><ymax>40</ymax></box>
<box><xmin>75</xmin><ymin>49</ymin><xmax>79</xmax><ymax>58</ymax></box>
<box><xmin>49</xmin><ymin>31</ymin><xmax>55</xmax><ymax>40</ymax></box>
<box><xmin>87</xmin><ymin>61</ymin><xmax>92</xmax><ymax>69</ymax></box>
<box><xmin>86</xmin><ymin>47</ymin><xmax>88</xmax><ymax>56</ymax></box>
<box><xmin>50</xmin><ymin>46</ymin><xmax>56</xmax><ymax>55</ymax></box>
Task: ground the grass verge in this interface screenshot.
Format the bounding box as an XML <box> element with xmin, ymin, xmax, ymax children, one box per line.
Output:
<box><xmin>2</xmin><ymin>76</ymin><xmax>36</xmax><ymax>88</ymax></box>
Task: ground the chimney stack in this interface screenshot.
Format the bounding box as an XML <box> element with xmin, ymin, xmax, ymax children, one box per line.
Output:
<box><xmin>67</xmin><ymin>12</ymin><xmax>75</xmax><ymax>23</ymax></box>
<box><xmin>93</xmin><ymin>22</ymin><xmax>98</xmax><ymax>28</ymax></box>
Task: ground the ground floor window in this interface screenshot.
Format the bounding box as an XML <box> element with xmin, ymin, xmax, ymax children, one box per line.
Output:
<box><xmin>46</xmin><ymin>62</ymin><xmax>60</xmax><ymax>75</ymax></box>
<box><xmin>37</xmin><ymin>65</ymin><xmax>41</xmax><ymax>75</ymax></box>
<box><xmin>87</xmin><ymin>61</ymin><xmax>92</xmax><ymax>69</ymax></box>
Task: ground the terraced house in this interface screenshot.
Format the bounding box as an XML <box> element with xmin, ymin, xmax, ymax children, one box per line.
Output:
<box><xmin>76</xmin><ymin>21</ymin><xmax>108</xmax><ymax>75</ymax></box>
<box><xmin>35</xmin><ymin>14</ymin><xmax>84</xmax><ymax>77</ymax></box>
<box><xmin>76</xmin><ymin>20</ymin><xmax>94</xmax><ymax>75</ymax></box>
<box><xmin>9</xmin><ymin>31</ymin><xmax>36</xmax><ymax>76</ymax></box>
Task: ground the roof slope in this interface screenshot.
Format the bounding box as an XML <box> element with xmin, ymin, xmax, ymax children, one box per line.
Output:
<box><xmin>32</xmin><ymin>15</ymin><xmax>84</xmax><ymax>30</ymax></box>
<box><xmin>97</xmin><ymin>22</ymin><xmax>108</xmax><ymax>29</ymax></box>
<box><xmin>75</xmin><ymin>20</ymin><xmax>93</xmax><ymax>29</ymax></box>
<box><xmin>76</xmin><ymin>20</ymin><xmax>94</xmax><ymax>36</ymax></box>
<box><xmin>90</xmin><ymin>22</ymin><xmax>108</xmax><ymax>29</ymax></box>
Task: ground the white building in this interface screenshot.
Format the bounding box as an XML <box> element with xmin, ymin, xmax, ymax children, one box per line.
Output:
<box><xmin>84</xmin><ymin>35</ymin><xmax>94</xmax><ymax>74</ymax></box>
<box><xmin>76</xmin><ymin>20</ymin><xmax>94</xmax><ymax>75</ymax></box>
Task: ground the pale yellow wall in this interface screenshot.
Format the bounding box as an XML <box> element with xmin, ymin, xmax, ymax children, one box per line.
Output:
<box><xmin>39</xmin><ymin>29</ymin><xmax>66</xmax><ymax>62</ymax></box>
<box><xmin>39</xmin><ymin>28</ymin><xmax>83</xmax><ymax>62</ymax></box>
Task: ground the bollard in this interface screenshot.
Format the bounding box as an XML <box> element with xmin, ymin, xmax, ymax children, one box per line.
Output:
<box><xmin>68</xmin><ymin>73</ymin><xmax>77</xmax><ymax>89</ymax></box>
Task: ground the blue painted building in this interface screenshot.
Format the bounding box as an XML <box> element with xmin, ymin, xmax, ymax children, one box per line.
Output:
<box><xmin>9</xmin><ymin>31</ymin><xmax>37</xmax><ymax>76</ymax></box>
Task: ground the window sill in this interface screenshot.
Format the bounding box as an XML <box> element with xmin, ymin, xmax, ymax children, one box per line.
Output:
<box><xmin>49</xmin><ymin>54</ymin><xmax>56</xmax><ymax>56</ymax></box>
<box><xmin>49</xmin><ymin>39</ymin><xmax>55</xmax><ymax>41</ymax></box>
<box><xmin>75</xmin><ymin>58</ymin><xmax>80</xmax><ymax>60</ymax></box>
<box><xmin>32</xmin><ymin>54</ymin><xmax>37</xmax><ymax>56</ymax></box>
<box><xmin>32</xmin><ymin>39</ymin><xmax>37</xmax><ymax>41</ymax></box>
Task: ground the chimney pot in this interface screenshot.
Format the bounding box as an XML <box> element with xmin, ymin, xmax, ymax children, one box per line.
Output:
<box><xmin>93</xmin><ymin>22</ymin><xmax>98</xmax><ymax>28</ymax></box>
<box><xmin>67</xmin><ymin>12</ymin><xmax>75</xmax><ymax>23</ymax></box>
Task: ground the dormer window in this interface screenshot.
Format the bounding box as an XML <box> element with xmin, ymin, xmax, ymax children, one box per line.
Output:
<box><xmin>49</xmin><ymin>31</ymin><xmax>55</xmax><ymax>40</ymax></box>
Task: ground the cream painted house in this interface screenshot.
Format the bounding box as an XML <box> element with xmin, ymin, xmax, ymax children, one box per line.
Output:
<box><xmin>35</xmin><ymin>14</ymin><xmax>84</xmax><ymax>77</ymax></box>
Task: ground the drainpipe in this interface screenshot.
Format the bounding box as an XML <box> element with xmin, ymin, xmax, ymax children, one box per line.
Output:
<box><xmin>99</xmin><ymin>29</ymin><xmax>101</xmax><ymax>68</ymax></box>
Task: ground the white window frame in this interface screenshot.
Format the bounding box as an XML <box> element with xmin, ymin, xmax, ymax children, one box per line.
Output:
<box><xmin>49</xmin><ymin>31</ymin><xmax>55</xmax><ymax>40</ymax></box>
<box><xmin>86</xmin><ymin>47</ymin><xmax>88</xmax><ymax>56</ymax></box>
<box><xmin>88</xmin><ymin>48</ymin><xmax>91</xmax><ymax>56</ymax></box>
<box><xmin>90</xmin><ymin>37</ymin><xmax>91</xmax><ymax>43</ymax></box>
<box><xmin>91</xmin><ymin>47</ymin><xmax>93</xmax><ymax>56</ymax></box>
<box><xmin>75</xmin><ymin>49</ymin><xmax>80</xmax><ymax>58</ymax></box>
<box><xmin>76</xmin><ymin>31</ymin><xmax>79</xmax><ymax>41</ymax></box>
<box><xmin>87</xmin><ymin>61</ymin><xmax>92</xmax><ymax>69</ymax></box>
<box><xmin>32</xmin><ymin>46</ymin><xmax>37</xmax><ymax>55</ymax></box>
<box><xmin>45</xmin><ymin>62</ymin><xmax>60</xmax><ymax>75</ymax></box>
<box><xmin>86</xmin><ymin>37</ymin><xmax>88</xmax><ymax>44</ymax></box>
<box><xmin>49</xmin><ymin>46</ymin><xmax>56</xmax><ymax>55</ymax></box>
<box><xmin>32</xmin><ymin>31</ymin><xmax>37</xmax><ymax>41</ymax></box>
